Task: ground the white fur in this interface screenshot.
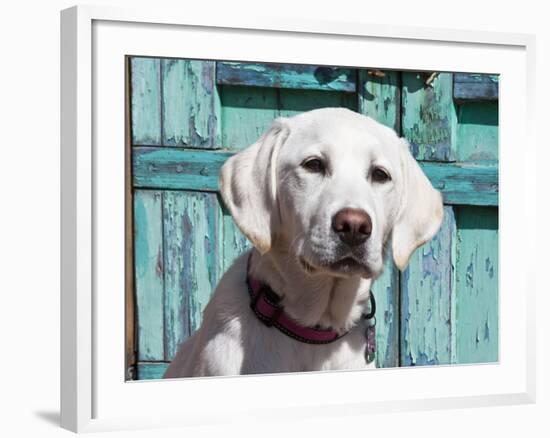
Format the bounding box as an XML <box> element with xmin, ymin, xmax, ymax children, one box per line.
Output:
<box><xmin>163</xmin><ymin>108</ymin><xmax>443</xmax><ymax>378</ymax></box>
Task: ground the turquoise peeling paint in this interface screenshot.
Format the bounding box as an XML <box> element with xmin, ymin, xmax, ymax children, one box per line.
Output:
<box><xmin>402</xmin><ymin>72</ymin><xmax>457</xmax><ymax>161</ymax></box>
<box><xmin>216</xmin><ymin>62</ymin><xmax>357</xmax><ymax>92</ymax></box>
<box><xmin>134</xmin><ymin>191</ymin><xmax>165</xmax><ymax>361</ymax></box>
<box><xmin>131</xmin><ymin>58</ymin><xmax>162</xmax><ymax>145</ymax></box>
<box><xmin>401</xmin><ymin>207</ymin><xmax>456</xmax><ymax>366</ymax></box>
<box><xmin>162</xmin><ymin>59</ymin><xmax>221</xmax><ymax>148</ymax></box>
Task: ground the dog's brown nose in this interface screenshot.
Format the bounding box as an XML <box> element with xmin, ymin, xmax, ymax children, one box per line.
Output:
<box><xmin>331</xmin><ymin>208</ymin><xmax>372</xmax><ymax>246</ymax></box>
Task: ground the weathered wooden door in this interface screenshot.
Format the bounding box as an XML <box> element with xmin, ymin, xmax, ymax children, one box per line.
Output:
<box><xmin>127</xmin><ymin>57</ymin><xmax>498</xmax><ymax>380</ymax></box>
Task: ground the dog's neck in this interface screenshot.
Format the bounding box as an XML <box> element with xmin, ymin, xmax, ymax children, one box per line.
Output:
<box><xmin>249</xmin><ymin>248</ymin><xmax>372</xmax><ymax>333</ymax></box>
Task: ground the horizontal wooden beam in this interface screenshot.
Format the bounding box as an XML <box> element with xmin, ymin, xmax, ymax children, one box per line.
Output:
<box><xmin>133</xmin><ymin>146</ymin><xmax>233</xmax><ymax>191</ymax></box>
<box><xmin>216</xmin><ymin>62</ymin><xmax>357</xmax><ymax>92</ymax></box>
<box><xmin>133</xmin><ymin>147</ymin><xmax>498</xmax><ymax>206</ymax></box>
<box><xmin>453</xmin><ymin>73</ymin><xmax>499</xmax><ymax>102</ymax></box>
<box><xmin>419</xmin><ymin>161</ymin><xmax>497</xmax><ymax>206</ymax></box>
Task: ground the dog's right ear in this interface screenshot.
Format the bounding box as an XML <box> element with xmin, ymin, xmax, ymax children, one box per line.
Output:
<box><xmin>219</xmin><ymin>118</ymin><xmax>290</xmax><ymax>254</ymax></box>
<box><xmin>391</xmin><ymin>137</ymin><xmax>444</xmax><ymax>271</ymax></box>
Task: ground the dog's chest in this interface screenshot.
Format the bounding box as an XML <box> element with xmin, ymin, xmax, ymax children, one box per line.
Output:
<box><xmin>239</xmin><ymin>320</ymin><xmax>372</xmax><ymax>374</ymax></box>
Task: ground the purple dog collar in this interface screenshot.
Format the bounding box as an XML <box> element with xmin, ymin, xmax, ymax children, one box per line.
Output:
<box><xmin>246</xmin><ymin>255</ymin><xmax>376</xmax><ymax>348</ymax></box>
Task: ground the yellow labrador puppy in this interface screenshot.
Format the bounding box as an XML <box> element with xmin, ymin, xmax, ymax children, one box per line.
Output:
<box><xmin>164</xmin><ymin>107</ymin><xmax>443</xmax><ymax>378</ymax></box>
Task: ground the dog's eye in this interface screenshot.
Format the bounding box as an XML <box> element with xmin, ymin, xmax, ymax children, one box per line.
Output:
<box><xmin>302</xmin><ymin>158</ymin><xmax>326</xmax><ymax>174</ymax></box>
<box><xmin>371</xmin><ymin>167</ymin><xmax>391</xmax><ymax>183</ymax></box>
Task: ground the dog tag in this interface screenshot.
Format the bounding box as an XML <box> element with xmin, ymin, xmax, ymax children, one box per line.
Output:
<box><xmin>365</xmin><ymin>322</ymin><xmax>376</xmax><ymax>365</ymax></box>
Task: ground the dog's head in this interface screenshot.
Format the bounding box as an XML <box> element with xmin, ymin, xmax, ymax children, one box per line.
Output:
<box><xmin>220</xmin><ymin>108</ymin><xmax>443</xmax><ymax>278</ymax></box>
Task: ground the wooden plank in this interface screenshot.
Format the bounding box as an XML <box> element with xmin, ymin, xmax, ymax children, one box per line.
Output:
<box><xmin>217</xmin><ymin>62</ymin><xmax>356</xmax><ymax>92</ymax></box>
<box><xmin>163</xmin><ymin>191</ymin><xmax>223</xmax><ymax>360</ymax></box>
<box><xmin>419</xmin><ymin>161</ymin><xmax>498</xmax><ymax>206</ymax></box>
<box><xmin>455</xmin><ymin>206</ymin><xmax>498</xmax><ymax>363</ymax></box>
<box><xmin>133</xmin><ymin>190</ymin><xmax>165</xmax><ymax>361</ymax></box>
<box><xmin>220</xmin><ymin>85</ymin><xmax>279</xmax><ymax>150</ymax></box>
<box><xmin>130</xmin><ymin>57</ymin><xmax>162</xmax><ymax>145</ymax></box>
<box><xmin>136</xmin><ymin>362</ymin><xmax>169</xmax><ymax>380</ymax></box>
<box><xmin>453</xmin><ymin>74</ymin><xmax>499</xmax><ymax>102</ymax></box>
<box><xmin>132</xmin><ymin>147</ymin><xmax>498</xmax><ymax>206</ymax></box>
<box><xmin>402</xmin><ymin>72</ymin><xmax>457</xmax><ymax>161</ymax></box>
<box><xmin>371</xmin><ymin>255</ymin><xmax>400</xmax><ymax>368</ymax></box>
<box><xmin>133</xmin><ymin>147</ymin><xmax>232</xmax><ymax>191</ymax></box>
<box><xmin>162</xmin><ymin>59</ymin><xmax>221</xmax><ymax>148</ymax></box>
<box><xmin>401</xmin><ymin>207</ymin><xmax>456</xmax><ymax>366</ymax></box>
<box><xmin>456</xmin><ymin>102</ymin><xmax>498</xmax><ymax>162</ymax></box>
<box><xmin>162</xmin><ymin>191</ymin><xmax>190</xmax><ymax>361</ymax></box>
<box><xmin>278</xmin><ymin>88</ymin><xmax>356</xmax><ymax>118</ymax></box>
<box><xmin>357</xmin><ymin>70</ymin><xmax>401</xmax><ymax>134</ymax></box>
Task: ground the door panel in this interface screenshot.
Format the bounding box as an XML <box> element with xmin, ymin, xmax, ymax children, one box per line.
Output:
<box><xmin>131</xmin><ymin>58</ymin><xmax>162</xmax><ymax>146</ymax></box>
<box><xmin>402</xmin><ymin>72</ymin><xmax>457</xmax><ymax>162</ymax></box>
<box><xmin>220</xmin><ymin>85</ymin><xmax>279</xmax><ymax>150</ymax></box>
<box><xmin>161</xmin><ymin>59</ymin><xmax>220</xmax><ymax>148</ymax></box>
<box><xmin>401</xmin><ymin>207</ymin><xmax>456</xmax><ymax>366</ymax></box>
<box><xmin>455</xmin><ymin>207</ymin><xmax>499</xmax><ymax>363</ymax></box>
<box><xmin>134</xmin><ymin>190</ymin><xmax>164</xmax><ymax>362</ymax></box>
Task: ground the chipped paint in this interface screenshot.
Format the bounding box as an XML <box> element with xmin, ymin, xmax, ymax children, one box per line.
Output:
<box><xmin>371</xmin><ymin>254</ymin><xmax>399</xmax><ymax>368</ymax></box>
<box><xmin>401</xmin><ymin>207</ymin><xmax>455</xmax><ymax>366</ymax></box>
<box><xmin>131</xmin><ymin>58</ymin><xmax>162</xmax><ymax>145</ymax></box>
<box><xmin>402</xmin><ymin>72</ymin><xmax>457</xmax><ymax>161</ymax></box>
<box><xmin>162</xmin><ymin>59</ymin><xmax>220</xmax><ymax>148</ymax></box>
<box><xmin>134</xmin><ymin>190</ymin><xmax>165</xmax><ymax>361</ymax></box>
<box><xmin>358</xmin><ymin>70</ymin><xmax>401</xmax><ymax>134</ymax></box>
<box><xmin>217</xmin><ymin>62</ymin><xmax>357</xmax><ymax>92</ymax></box>
<box><xmin>456</xmin><ymin>206</ymin><xmax>498</xmax><ymax>363</ymax></box>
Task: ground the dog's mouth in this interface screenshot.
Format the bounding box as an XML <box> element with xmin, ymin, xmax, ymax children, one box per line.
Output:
<box><xmin>299</xmin><ymin>256</ymin><xmax>372</xmax><ymax>278</ymax></box>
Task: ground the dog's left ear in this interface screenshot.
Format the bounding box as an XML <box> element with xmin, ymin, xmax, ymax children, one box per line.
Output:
<box><xmin>219</xmin><ymin>118</ymin><xmax>290</xmax><ymax>254</ymax></box>
<box><xmin>392</xmin><ymin>138</ymin><xmax>444</xmax><ymax>271</ymax></box>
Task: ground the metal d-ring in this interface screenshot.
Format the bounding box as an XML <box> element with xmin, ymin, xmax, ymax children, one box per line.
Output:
<box><xmin>363</xmin><ymin>291</ymin><xmax>376</xmax><ymax>321</ymax></box>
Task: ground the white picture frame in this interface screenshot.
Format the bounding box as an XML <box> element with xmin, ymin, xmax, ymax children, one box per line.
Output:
<box><xmin>60</xmin><ymin>4</ymin><xmax>536</xmax><ymax>433</ymax></box>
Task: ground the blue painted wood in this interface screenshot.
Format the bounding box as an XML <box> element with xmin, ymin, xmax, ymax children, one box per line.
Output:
<box><xmin>418</xmin><ymin>161</ymin><xmax>498</xmax><ymax>206</ymax></box>
<box><xmin>455</xmin><ymin>206</ymin><xmax>498</xmax><ymax>363</ymax></box>
<box><xmin>162</xmin><ymin>191</ymin><xmax>191</xmax><ymax>361</ymax></box>
<box><xmin>132</xmin><ymin>147</ymin><xmax>498</xmax><ymax>206</ymax></box>
<box><xmin>278</xmin><ymin>88</ymin><xmax>356</xmax><ymax>117</ymax></box>
<box><xmin>456</xmin><ymin>102</ymin><xmax>498</xmax><ymax>162</ymax></box>
<box><xmin>357</xmin><ymin>70</ymin><xmax>401</xmax><ymax>134</ymax></box>
<box><xmin>371</xmin><ymin>254</ymin><xmax>400</xmax><ymax>368</ymax></box>
<box><xmin>162</xmin><ymin>59</ymin><xmax>221</xmax><ymax>148</ymax></box>
<box><xmin>220</xmin><ymin>85</ymin><xmax>279</xmax><ymax>150</ymax></box>
<box><xmin>453</xmin><ymin>74</ymin><xmax>499</xmax><ymax>102</ymax></box>
<box><xmin>162</xmin><ymin>191</ymin><xmax>223</xmax><ymax>360</ymax></box>
<box><xmin>131</xmin><ymin>58</ymin><xmax>161</xmax><ymax>145</ymax></box>
<box><xmin>136</xmin><ymin>362</ymin><xmax>169</xmax><ymax>380</ymax></box>
<box><xmin>133</xmin><ymin>190</ymin><xmax>165</xmax><ymax>361</ymax></box>
<box><xmin>401</xmin><ymin>207</ymin><xmax>456</xmax><ymax>366</ymax></box>
<box><xmin>402</xmin><ymin>72</ymin><xmax>457</xmax><ymax>161</ymax></box>
<box><xmin>133</xmin><ymin>147</ymin><xmax>232</xmax><ymax>191</ymax></box>
<box><xmin>219</xmin><ymin>84</ymin><xmax>356</xmax><ymax>150</ymax></box>
<box><xmin>217</xmin><ymin>62</ymin><xmax>356</xmax><ymax>92</ymax></box>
